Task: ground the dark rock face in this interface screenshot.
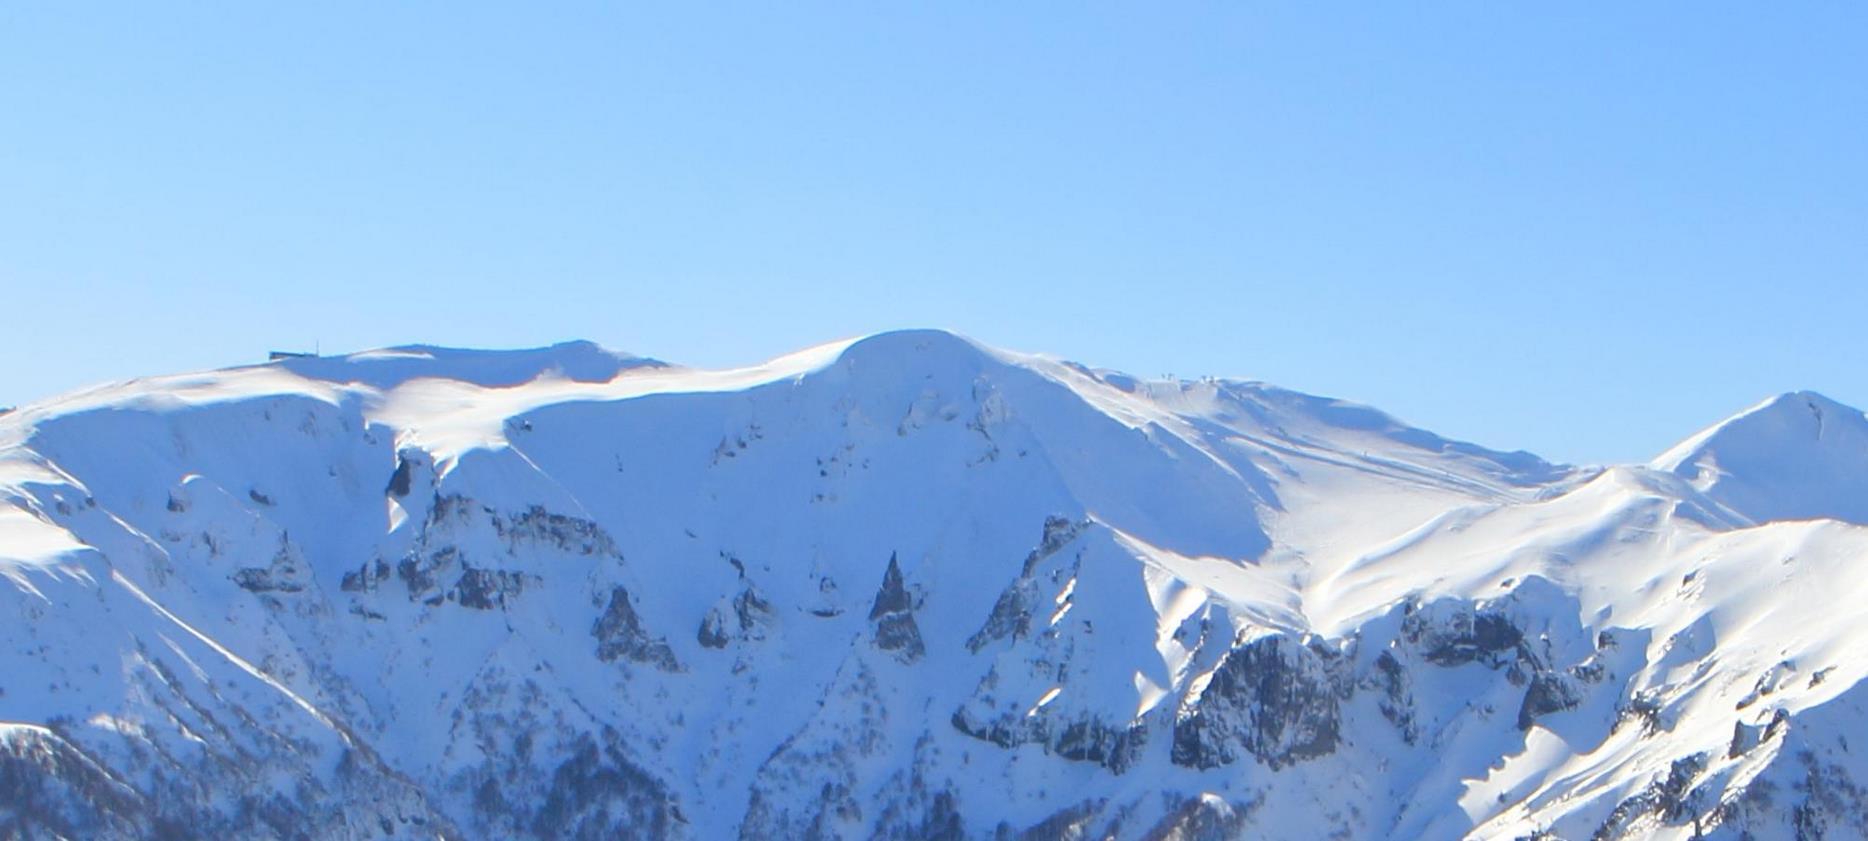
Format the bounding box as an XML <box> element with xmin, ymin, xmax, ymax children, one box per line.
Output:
<box><xmin>454</xmin><ymin>567</ymin><xmax>527</xmax><ymax>611</ymax></box>
<box><xmin>1591</xmin><ymin>753</ymin><xmax>1708</xmax><ymax>840</ymax></box>
<box><xmin>966</xmin><ymin>582</ymin><xmax>1034</xmax><ymax>654</ymax></box>
<box><xmin>951</xmin><ymin>708</ymin><xmax>1147</xmax><ymax>774</ymax></box>
<box><xmin>1517</xmin><ymin>672</ymin><xmax>1583</xmax><ymax>730</ymax></box>
<box><xmin>386</xmin><ymin>456</ymin><xmax>415</xmax><ymax>497</ymax></box>
<box><xmin>1172</xmin><ymin>634</ymin><xmax>1342</xmax><ymax>770</ymax></box>
<box><xmin>734</xmin><ymin>587</ymin><xmax>773</xmax><ymax>637</ymax></box>
<box><xmin>340</xmin><ymin>558</ymin><xmax>392</xmax><ymax>593</ymax></box>
<box><xmin>1616</xmin><ymin>691</ymin><xmax>1665</xmax><ymax>736</ymax></box>
<box><xmin>953</xmin><ymin>516</ymin><xmax>1148</xmax><ymax>773</ymax></box>
<box><xmin>1054</xmin><ymin>719</ymin><xmax>1144</xmax><ymax>769</ymax></box>
<box><xmin>1729</xmin><ymin>719</ymin><xmax>1764</xmax><ymax>759</ymax></box>
<box><xmin>1406</xmin><ymin>602</ymin><xmax>1525</xmax><ymax>667</ymax></box>
<box><xmin>497</xmin><ymin>506</ymin><xmax>620</xmax><ymax>558</ymax></box>
<box><xmin>231</xmin><ymin>537</ymin><xmax>307</xmax><ymax>594</ymax></box>
<box><xmin>869</xmin><ymin>554</ymin><xmax>925</xmax><ymax>663</ymax></box>
<box><xmin>399</xmin><ymin>550</ymin><xmax>447</xmax><ymax>602</ymax></box>
<box><xmin>231</xmin><ymin>566</ymin><xmax>302</xmax><ymax>594</ymax></box>
<box><xmin>1368</xmin><ymin>650</ymin><xmax>1419</xmax><ymax>744</ymax></box>
<box><xmin>1032</xmin><ymin>516</ymin><xmax>1085</xmax><ymax>565</ymax></box>
<box><xmin>1394</xmin><ymin>586</ymin><xmax>1604</xmax><ymax>737</ymax></box>
<box><xmin>967</xmin><ymin>517</ymin><xmax>1087</xmax><ymax>654</ymax></box>
<box><xmin>697</xmin><ymin>609</ymin><xmax>731</xmax><ymax>649</ymax></box>
<box><xmin>872</xmin><ymin>609</ymin><xmax>925</xmax><ymax>662</ymax></box>
<box><xmin>591</xmin><ymin>587</ymin><xmax>680</xmax><ymax>671</ymax></box>
<box><xmin>869</xmin><ymin>554</ymin><xmax>914</xmax><ymax>617</ymax></box>
<box><xmin>378</xmin><ymin>496</ymin><xmax>629</xmax><ymax>615</ymax></box>
<box><xmin>696</xmin><ymin>585</ymin><xmax>774</xmax><ymax>649</ymax></box>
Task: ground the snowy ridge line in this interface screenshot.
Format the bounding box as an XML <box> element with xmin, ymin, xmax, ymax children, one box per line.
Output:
<box><xmin>0</xmin><ymin>329</ymin><xmax>1865</xmax><ymax>840</ymax></box>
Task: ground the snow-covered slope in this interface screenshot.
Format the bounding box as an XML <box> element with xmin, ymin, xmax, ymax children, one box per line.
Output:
<box><xmin>0</xmin><ymin>329</ymin><xmax>1862</xmax><ymax>840</ymax></box>
<box><xmin>1652</xmin><ymin>390</ymin><xmax>1868</xmax><ymax>526</ymax></box>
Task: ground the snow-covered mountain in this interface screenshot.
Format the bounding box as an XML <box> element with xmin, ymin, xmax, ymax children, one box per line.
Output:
<box><xmin>3</xmin><ymin>329</ymin><xmax>1866</xmax><ymax>840</ymax></box>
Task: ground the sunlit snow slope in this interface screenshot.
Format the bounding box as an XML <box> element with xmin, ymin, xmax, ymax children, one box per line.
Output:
<box><xmin>2</xmin><ymin>329</ymin><xmax>1865</xmax><ymax>840</ymax></box>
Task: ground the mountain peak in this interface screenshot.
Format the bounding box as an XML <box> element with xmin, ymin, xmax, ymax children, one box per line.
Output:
<box><xmin>1652</xmin><ymin>390</ymin><xmax>1868</xmax><ymax>524</ymax></box>
<box><xmin>15</xmin><ymin>336</ymin><xmax>1868</xmax><ymax>838</ymax></box>
<box><xmin>832</xmin><ymin>328</ymin><xmax>996</xmax><ymax>368</ymax></box>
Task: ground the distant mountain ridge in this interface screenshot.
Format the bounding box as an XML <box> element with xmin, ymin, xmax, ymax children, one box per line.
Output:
<box><xmin>2</xmin><ymin>329</ymin><xmax>1865</xmax><ymax>840</ymax></box>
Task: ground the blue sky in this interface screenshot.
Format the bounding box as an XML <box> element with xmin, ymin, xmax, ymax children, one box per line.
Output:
<box><xmin>2</xmin><ymin>4</ymin><xmax>1863</xmax><ymax>465</ymax></box>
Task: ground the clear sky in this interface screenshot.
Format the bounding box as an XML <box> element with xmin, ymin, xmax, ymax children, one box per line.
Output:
<box><xmin>2</xmin><ymin>4</ymin><xmax>1863</xmax><ymax>465</ymax></box>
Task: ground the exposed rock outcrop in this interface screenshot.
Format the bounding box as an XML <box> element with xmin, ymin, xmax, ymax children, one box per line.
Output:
<box><xmin>455</xmin><ymin>566</ymin><xmax>527</xmax><ymax>610</ymax></box>
<box><xmin>869</xmin><ymin>554</ymin><xmax>924</xmax><ymax>663</ymax></box>
<box><xmin>592</xmin><ymin>586</ymin><xmax>680</xmax><ymax>672</ymax></box>
<box><xmin>1517</xmin><ymin>671</ymin><xmax>1583</xmax><ymax>730</ymax></box>
<box><xmin>1172</xmin><ymin>633</ymin><xmax>1343</xmax><ymax>770</ymax></box>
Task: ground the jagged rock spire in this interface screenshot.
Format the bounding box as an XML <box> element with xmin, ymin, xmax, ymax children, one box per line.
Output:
<box><xmin>869</xmin><ymin>553</ymin><xmax>924</xmax><ymax>663</ymax></box>
<box><xmin>592</xmin><ymin>586</ymin><xmax>681</xmax><ymax>672</ymax></box>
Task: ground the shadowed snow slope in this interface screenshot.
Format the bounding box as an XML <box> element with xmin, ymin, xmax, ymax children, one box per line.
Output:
<box><xmin>0</xmin><ymin>329</ymin><xmax>1860</xmax><ymax>840</ymax></box>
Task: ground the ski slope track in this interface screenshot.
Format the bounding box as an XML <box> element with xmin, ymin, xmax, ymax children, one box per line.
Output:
<box><xmin>2</xmin><ymin>329</ymin><xmax>1865</xmax><ymax>840</ymax></box>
